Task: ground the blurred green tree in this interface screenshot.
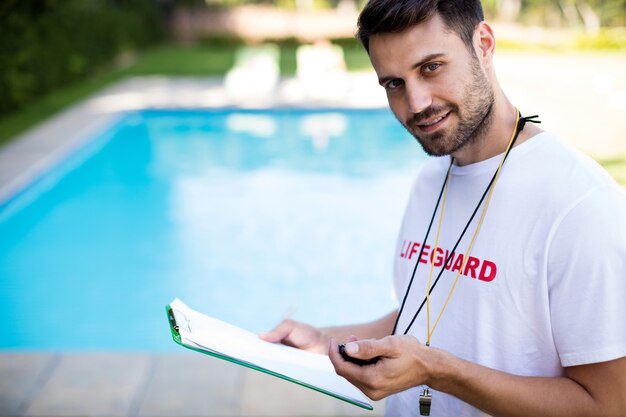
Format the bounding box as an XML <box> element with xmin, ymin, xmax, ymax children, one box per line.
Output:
<box><xmin>179</xmin><ymin>0</ymin><xmax>625</xmax><ymax>26</ymax></box>
<box><xmin>515</xmin><ymin>0</ymin><xmax>624</xmax><ymax>27</ymax></box>
<box><xmin>0</xmin><ymin>0</ymin><xmax>165</xmax><ymax>116</ymax></box>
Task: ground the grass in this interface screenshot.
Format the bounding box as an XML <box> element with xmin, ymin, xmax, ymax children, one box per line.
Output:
<box><xmin>596</xmin><ymin>155</ymin><xmax>626</xmax><ymax>188</ymax></box>
<box><xmin>0</xmin><ymin>45</ymin><xmax>234</xmax><ymax>146</ymax></box>
<box><xmin>494</xmin><ymin>26</ymin><xmax>626</xmax><ymax>52</ymax></box>
<box><xmin>0</xmin><ymin>72</ymin><xmax>120</xmax><ymax>147</ymax></box>
<box><xmin>0</xmin><ymin>43</ymin><xmax>374</xmax><ymax>148</ymax></box>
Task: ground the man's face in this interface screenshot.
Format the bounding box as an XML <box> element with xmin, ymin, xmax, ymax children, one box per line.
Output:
<box><xmin>368</xmin><ymin>15</ymin><xmax>494</xmax><ymax>157</ymax></box>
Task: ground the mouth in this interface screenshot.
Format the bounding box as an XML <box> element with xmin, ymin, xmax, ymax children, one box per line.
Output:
<box><xmin>416</xmin><ymin>111</ymin><xmax>450</xmax><ymax>133</ymax></box>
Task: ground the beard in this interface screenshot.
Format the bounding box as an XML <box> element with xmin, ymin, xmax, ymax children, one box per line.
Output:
<box><xmin>403</xmin><ymin>54</ymin><xmax>495</xmax><ymax>157</ymax></box>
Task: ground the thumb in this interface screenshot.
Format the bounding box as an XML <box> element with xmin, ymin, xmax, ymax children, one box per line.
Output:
<box><xmin>344</xmin><ymin>337</ymin><xmax>395</xmax><ymax>360</ymax></box>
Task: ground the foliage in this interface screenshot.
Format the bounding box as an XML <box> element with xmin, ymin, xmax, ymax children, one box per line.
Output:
<box><xmin>589</xmin><ymin>0</ymin><xmax>626</xmax><ymax>26</ymax></box>
<box><xmin>0</xmin><ymin>41</ymin><xmax>369</xmax><ymax>146</ymax></box>
<box><xmin>0</xmin><ymin>44</ymin><xmax>237</xmax><ymax>146</ymax></box>
<box><xmin>513</xmin><ymin>0</ymin><xmax>625</xmax><ymax>27</ymax></box>
<box><xmin>195</xmin><ymin>0</ymin><xmax>625</xmax><ymax>27</ymax></box>
<box><xmin>597</xmin><ymin>155</ymin><xmax>626</xmax><ymax>188</ymax></box>
<box><xmin>204</xmin><ymin>0</ymin><xmax>349</xmax><ymax>10</ymax></box>
<box><xmin>0</xmin><ymin>0</ymin><xmax>165</xmax><ymax>117</ymax></box>
<box><xmin>575</xmin><ymin>27</ymin><xmax>626</xmax><ymax>49</ymax></box>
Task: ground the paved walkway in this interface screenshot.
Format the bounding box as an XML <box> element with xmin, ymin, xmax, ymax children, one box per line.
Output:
<box><xmin>1</xmin><ymin>352</ymin><xmax>385</xmax><ymax>417</ymax></box>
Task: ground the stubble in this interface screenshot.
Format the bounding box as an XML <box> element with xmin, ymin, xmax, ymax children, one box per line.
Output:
<box><xmin>404</xmin><ymin>54</ymin><xmax>495</xmax><ymax>157</ymax></box>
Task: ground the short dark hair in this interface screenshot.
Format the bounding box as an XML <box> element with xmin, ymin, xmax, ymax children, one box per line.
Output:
<box><xmin>356</xmin><ymin>0</ymin><xmax>485</xmax><ymax>52</ymax></box>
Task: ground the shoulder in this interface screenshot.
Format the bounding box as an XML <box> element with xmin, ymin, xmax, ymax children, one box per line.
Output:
<box><xmin>518</xmin><ymin>132</ymin><xmax>615</xmax><ymax>182</ymax></box>
<box><xmin>521</xmin><ymin>132</ymin><xmax>626</xmax><ymax>233</ymax></box>
<box><xmin>508</xmin><ymin>132</ymin><xmax>624</xmax><ymax>206</ymax></box>
<box><xmin>540</xmin><ymin>133</ymin><xmax>626</xmax><ymax>275</ymax></box>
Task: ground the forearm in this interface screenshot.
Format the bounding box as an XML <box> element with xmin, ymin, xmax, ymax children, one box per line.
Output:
<box><xmin>329</xmin><ymin>336</ymin><xmax>625</xmax><ymax>414</ymax></box>
<box><xmin>321</xmin><ymin>310</ymin><xmax>398</xmax><ymax>343</ymax></box>
<box><xmin>429</xmin><ymin>349</ymin><xmax>623</xmax><ymax>417</ymax></box>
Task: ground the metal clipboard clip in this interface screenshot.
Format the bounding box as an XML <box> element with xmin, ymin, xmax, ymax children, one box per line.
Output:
<box><xmin>168</xmin><ymin>307</ymin><xmax>192</xmax><ymax>333</ymax></box>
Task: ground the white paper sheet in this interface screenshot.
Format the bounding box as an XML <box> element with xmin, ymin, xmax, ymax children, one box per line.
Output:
<box><xmin>168</xmin><ymin>298</ymin><xmax>372</xmax><ymax>409</ymax></box>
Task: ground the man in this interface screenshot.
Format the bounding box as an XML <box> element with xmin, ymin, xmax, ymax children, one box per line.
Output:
<box><xmin>261</xmin><ymin>1</ymin><xmax>626</xmax><ymax>415</ymax></box>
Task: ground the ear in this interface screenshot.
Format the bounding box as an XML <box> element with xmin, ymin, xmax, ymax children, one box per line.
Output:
<box><xmin>473</xmin><ymin>21</ymin><xmax>496</xmax><ymax>66</ymax></box>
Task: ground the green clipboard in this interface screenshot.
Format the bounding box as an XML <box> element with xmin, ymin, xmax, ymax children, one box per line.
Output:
<box><xmin>166</xmin><ymin>299</ymin><xmax>372</xmax><ymax>411</ymax></box>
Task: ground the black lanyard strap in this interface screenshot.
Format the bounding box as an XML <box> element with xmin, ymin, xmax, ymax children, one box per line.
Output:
<box><xmin>391</xmin><ymin>113</ymin><xmax>541</xmax><ymax>336</ymax></box>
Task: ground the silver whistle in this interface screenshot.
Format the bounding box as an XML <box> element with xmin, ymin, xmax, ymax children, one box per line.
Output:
<box><xmin>419</xmin><ymin>387</ymin><xmax>432</xmax><ymax>416</ymax></box>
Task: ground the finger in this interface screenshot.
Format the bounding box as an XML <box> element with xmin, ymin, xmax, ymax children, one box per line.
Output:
<box><xmin>329</xmin><ymin>338</ymin><xmax>355</xmax><ymax>368</ymax></box>
<box><xmin>258</xmin><ymin>319</ymin><xmax>295</xmax><ymax>343</ymax></box>
<box><xmin>343</xmin><ymin>337</ymin><xmax>395</xmax><ymax>360</ymax></box>
<box><xmin>329</xmin><ymin>338</ymin><xmax>368</xmax><ymax>371</ymax></box>
<box><xmin>329</xmin><ymin>339</ymin><xmax>380</xmax><ymax>394</ymax></box>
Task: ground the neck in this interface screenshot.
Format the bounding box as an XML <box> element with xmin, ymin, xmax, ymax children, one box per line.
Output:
<box><xmin>451</xmin><ymin>95</ymin><xmax>539</xmax><ymax>166</ymax></box>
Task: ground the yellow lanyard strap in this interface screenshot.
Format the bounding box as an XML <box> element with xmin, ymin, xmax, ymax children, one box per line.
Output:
<box><xmin>425</xmin><ymin>112</ymin><xmax>521</xmax><ymax>346</ymax></box>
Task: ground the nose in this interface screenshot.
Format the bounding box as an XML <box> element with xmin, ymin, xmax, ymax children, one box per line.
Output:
<box><xmin>405</xmin><ymin>81</ymin><xmax>432</xmax><ymax>115</ymax></box>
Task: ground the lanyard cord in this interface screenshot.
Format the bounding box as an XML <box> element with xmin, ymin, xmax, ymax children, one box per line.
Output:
<box><xmin>392</xmin><ymin>163</ymin><xmax>451</xmax><ymax>336</ymax></box>
<box><xmin>391</xmin><ymin>111</ymin><xmax>541</xmax><ymax>338</ymax></box>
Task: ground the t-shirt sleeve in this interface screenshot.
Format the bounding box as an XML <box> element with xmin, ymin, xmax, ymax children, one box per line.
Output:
<box><xmin>547</xmin><ymin>185</ymin><xmax>626</xmax><ymax>367</ymax></box>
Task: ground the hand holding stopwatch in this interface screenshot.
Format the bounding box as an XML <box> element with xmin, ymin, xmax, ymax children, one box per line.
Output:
<box><xmin>338</xmin><ymin>343</ymin><xmax>380</xmax><ymax>366</ymax></box>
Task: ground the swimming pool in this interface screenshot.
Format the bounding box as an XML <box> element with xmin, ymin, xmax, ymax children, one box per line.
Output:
<box><xmin>0</xmin><ymin>108</ymin><xmax>426</xmax><ymax>351</ymax></box>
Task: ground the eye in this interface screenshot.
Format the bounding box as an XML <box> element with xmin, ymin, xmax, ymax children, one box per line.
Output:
<box><xmin>385</xmin><ymin>79</ymin><xmax>404</xmax><ymax>91</ymax></box>
<box><xmin>423</xmin><ymin>63</ymin><xmax>441</xmax><ymax>74</ymax></box>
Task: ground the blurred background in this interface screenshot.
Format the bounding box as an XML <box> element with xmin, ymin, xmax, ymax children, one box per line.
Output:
<box><xmin>0</xmin><ymin>0</ymin><xmax>624</xmax><ymax>184</ymax></box>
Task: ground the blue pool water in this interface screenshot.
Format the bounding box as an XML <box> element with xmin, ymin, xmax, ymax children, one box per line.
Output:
<box><xmin>0</xmin><ymin>109</ymin><xmax>426</xmax><ymax>351</ymax></box>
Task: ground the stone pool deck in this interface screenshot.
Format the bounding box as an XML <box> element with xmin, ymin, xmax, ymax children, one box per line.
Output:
<box><xmin>0</xmin><ymin>352</ymin><xmax>385</xmax><ymax>417</ymax></box>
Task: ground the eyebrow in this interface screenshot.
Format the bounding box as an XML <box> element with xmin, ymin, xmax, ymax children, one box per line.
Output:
<box><xmin>377</xmin><ymin>53</ymin><xmax>446</xmax><ymax>86</ymax></box>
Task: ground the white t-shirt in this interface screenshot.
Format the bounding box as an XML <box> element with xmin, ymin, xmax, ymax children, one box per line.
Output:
<box><xmin>386</xmin><ymin>132</ymin><xmax>626</xmax><ymax>417</ymax></box>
